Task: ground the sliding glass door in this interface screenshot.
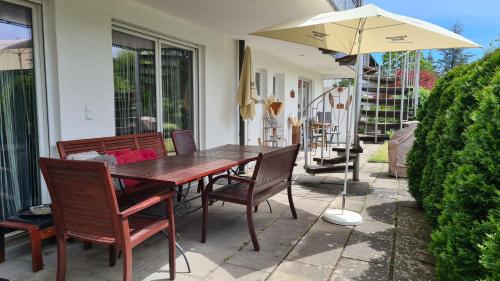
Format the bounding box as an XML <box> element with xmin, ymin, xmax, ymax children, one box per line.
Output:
<box><xmin>160</xmin><ymin>43</ymin><xmax>195</xmax><ymax>152</ymax></box>
<box><xmin>112</xmin><ymin>30</ymin><xmax>157</xmax><ymax>136</ymax></box>
<box><xmin>0</xmin><ymin>0</ymin><xmax>42</xmax><ymax>220</ymax></box>
<box><xmin>112</xmin><ymin>27</ymin><xmax>198</xmax><ymax>152</ymax></box>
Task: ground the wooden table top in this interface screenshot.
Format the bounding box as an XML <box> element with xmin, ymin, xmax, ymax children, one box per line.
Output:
<box><xmin>110</xmin><ymin>144</ymin><xmax>280</xmax><ymax>186</ymax></box>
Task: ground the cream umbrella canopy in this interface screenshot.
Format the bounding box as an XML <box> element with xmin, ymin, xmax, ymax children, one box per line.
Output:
<box><xmin>251</xmin><ymin>4</ymin><xmax>480</xmax><ymax>226</ymax></box>
<box><xmin>251</xmin><ymin>4</ymin><xmax>479</xmax><ymax>54</ymax></box>
<box><xmin>237</xmin><ymin>46</ymin><xmax>258</xmax><ymax>120</ymax></box>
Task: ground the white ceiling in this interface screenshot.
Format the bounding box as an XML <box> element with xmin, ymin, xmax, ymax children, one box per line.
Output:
<box><xmin>134</xmin><ymin>0</ymin><xmax>354</xmax><ymax>77</ymax></box>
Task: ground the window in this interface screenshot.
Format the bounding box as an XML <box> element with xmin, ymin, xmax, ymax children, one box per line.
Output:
<box><xmin>272</xmin><ymin>75</ymin><xmax>276</xmax><ymax>96</ymax></box>
<box><xmin>255</xmin><ymin>72</ymin><xmax>261</xmax><ymax>96</ymax></box>
<box><xmin>112</xmin><ymin>26</ymin><xmax>198</xmax><ymax>152</ymax></box>
<box><xmin>112</xmin><ymin>30</ymin><xmax>157</xmax><ymax>136</ymax></box>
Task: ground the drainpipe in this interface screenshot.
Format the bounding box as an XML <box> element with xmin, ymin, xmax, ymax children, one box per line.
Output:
<box><xmin>238</xmin><ymin>40</ymin><xmax>245</xmax><ymax>172</ymax></box>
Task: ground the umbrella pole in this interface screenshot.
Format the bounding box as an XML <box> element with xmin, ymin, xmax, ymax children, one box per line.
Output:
<box><xmin>322</xmin><ymin>28</ymin><xmax>364</xmax><ymax>226</ymax></box>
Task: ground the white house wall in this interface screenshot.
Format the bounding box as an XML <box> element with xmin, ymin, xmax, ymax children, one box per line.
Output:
<box><xmin>47</xmin><ymin>0</ymin><xmax>238</xmax><ymax>152</ymax></box>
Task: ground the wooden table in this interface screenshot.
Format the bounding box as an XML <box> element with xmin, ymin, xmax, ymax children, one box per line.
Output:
<box><xmin>110</xmin><ymin>144</ymin><xmax>280</xmax><ymax>186</ymax></box>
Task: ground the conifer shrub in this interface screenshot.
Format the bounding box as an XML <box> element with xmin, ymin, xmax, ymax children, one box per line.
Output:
<box><xmin>431</xmin><ymin>70</ymin><xmax>500</xmax><ymax>280</ymax></box>
<box><xmin>423</xmin><ymin>50</ymin><xmax>499</xmax><ymax>225</ymax></box>
<box><xmin>407</xmin><ymin>68</ymin><xmax>461</xmax><ymax>207</ymax></box>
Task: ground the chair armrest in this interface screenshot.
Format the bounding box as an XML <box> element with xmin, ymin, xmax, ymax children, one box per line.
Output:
<box><xmin>208</xmin><ymin>174</ymin><xmax>255</xmax><ymax>185</ymax></box>
<box><xmin>118</xmin><ymin>191</ymin><xmax>173</xmax><ymax>218</ymax></box>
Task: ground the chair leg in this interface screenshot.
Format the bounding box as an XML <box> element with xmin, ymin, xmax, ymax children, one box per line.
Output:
<box><xmin>0</xmin><ymin>232</ymin><xmax>4</xmax><ymax>263</ymax></box>
<box><xmin>246</xmin><ymin>205</ymin><xmax>260</xmax><ymax>251</ymax></box>
<box><xmin>109</xmin><ymin>245</ymin><xmax>116</xmax><ymax>267</ymax></box>
<box><xmin>56</xmin><ymin>236</ymin><xmax>67</xmax><ymax>281</ymax></box>
<box><xmin>122</xmin><ymin>246</ymin><xmax>132</xmax><ymax>281</ymax></box>
<box><xmin>202</xmin><ymin>192</ymin><xmax>209</xmax><ymax>243</ymax></box>
<box><xmin>29</xmin><ymin>230</ymin><xmax>43</xmax><ymax>272</ymax></box>
<box><xmin>287</xmin><ymin>183</ymin><xmax>298</xmax><ymax>219</ymax></box>
<box><xmin>254</xmin><ymin>205</ymin><xmax>259</xmax><ymax>212</ymax></box>
<box><xmin>167</xmin><ymin>198</ymin><xmax>176</xmax><ymax>281</ymax></box>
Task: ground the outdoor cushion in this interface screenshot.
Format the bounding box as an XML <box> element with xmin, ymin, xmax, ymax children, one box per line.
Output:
<box><xmin>7</xmin><ymin>213</ymin><xmax>53</xmax><ymax>230</ymax></box>
<box><xmin>66</xmin><ymin>150</ymin><xmax>100</xmax><ymax>160</ymax></box>
<box><xmin>115</xmin><ymin>151</ymin><xmax>144</xmax><ymax>187</ymax></box>
<box><xmin>138</xmin><ymin>148</ymin><xmax>158</xmax><ymax>160</ymax></box>
<box><xmin>105</xmin><ymin>148</ymin><xmax>133</xmax><ymax>157</ymax></box>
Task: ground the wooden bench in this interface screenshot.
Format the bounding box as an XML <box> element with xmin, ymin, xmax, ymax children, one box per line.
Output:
<box><xmin>57</xmin><ymin>132</ymin><xmax>168</xmax><ymax>197</ymax></box>
<box><xmin>57</xmin><ymin>132</ymin><xmax>167</xmax><ymax>159</ymax></box>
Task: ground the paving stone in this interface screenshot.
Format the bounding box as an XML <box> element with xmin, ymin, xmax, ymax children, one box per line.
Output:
<box><xmin>372</xmin><ymin>178</ymin><xmax>400</xmax><ymax>190</ymax></box>
<box><xmin>393</xmin><ymin>257</ymin><xmax>435</xmax><ymax>281</ymax></box>
<box><xmin>330</xmin><ymin>257</ymin><xmax>389</xmax><ymax>281</ymax></box>
<box><xmin>286</xmin><ymin>233</ymin><xmax>344</xmax><ymax>268</ymax></box>
<box><xmin>396</xmin><ymin>233</ymin><xmax>434</xmax><ymax>265</ymax></box>
<box><xmin>362</xmin><ymin>201</ymin><xmax>397</xmax><ymax>224</ymax></box>
<box><xmin>353</xmin><ymin>220</ymin><xmax>395</xmax><ymax>240</ymax></box>
<box><xmin>398</xmin><ymin>206</ymin><xmax>427</xmax><ymax>224</ymax></box>
<box><xmin>307</xmin><ymin>219</ymin><xmax>353</xmax><ymax>243</ymax></box>
<box><xmin>342</xmin><ymin>232</ymin><xmax>393</xmax><ymax>264</ymax></box>
<box><xmin>268</xmin><ymin>260</ymin><xmax>332</xmax><ymax>281</ymax></box>
<box><xmin>329</xmin><ymin>196</ymin><xmax>365</xmax><ymax>212</ymax></box>
<box><xmin>203</xmin><ymin>263</ymin><xmax>269</xmax><ymax>281</ymax></box>
<box><xmin>226</xmin><ymin>239</ymin><xmax>292</xmax><ymax>272</ymax></box>
<box><xmin>296</xmin><ymin>175</ymin><xmax>326</xmax><ymax>187</ymax></box>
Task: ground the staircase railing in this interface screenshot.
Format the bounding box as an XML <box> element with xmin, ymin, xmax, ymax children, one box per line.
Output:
<box><xmin>359</xmin><ymin>51</ymin><xmax>421</xmax><ymax>142</ymax></box>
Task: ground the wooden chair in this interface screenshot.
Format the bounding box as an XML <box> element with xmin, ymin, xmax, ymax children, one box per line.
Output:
<box><xmin>202</xmin><ymin>144</ymin><xmax>300</xmax><ymax>251</ymax></box>
<box><xmin>171</xmin><ymin>130</ymin><xmax>197</xmax><ymax>155</ymax></box>
<box><xmin>39</xmin><ymin>158</ymin><xmax>176</xmax><ymax>281</ymax></box>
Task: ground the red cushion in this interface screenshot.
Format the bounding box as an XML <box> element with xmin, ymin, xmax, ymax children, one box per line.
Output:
<box><xmin>105</xmin><ymin>148</ymin><xmax>133</xmax><ymax>157</ymax></box>
<box><xmin>138</xmin><ymin>148</ymin><xmax>158</xmax><ymax>160</ymax></box>
<box><xmin>115</xmin><ymin>151</ymin><xmax>143</xmax><ymax>187</ymax></box>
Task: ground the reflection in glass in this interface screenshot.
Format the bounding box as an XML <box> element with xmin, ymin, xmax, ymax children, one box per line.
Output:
<box><xmin>0</xmin><ymin>1</ymin><xmax>40</xmax><ymax>220</ymax></box>
<box><xmin>161</xmin><ymin>44</ymin><xmax>194</xmax><ymax>152</ymax></box>
<box><xmin>112</xmin><ymin>30</ymin><xmax>156</xmax><ymax>136</ymax></box>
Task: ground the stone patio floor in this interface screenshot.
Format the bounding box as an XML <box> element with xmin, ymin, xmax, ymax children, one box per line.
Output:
<box><xmin>0</xmin><ymin>143</ymin><xmax>434</xmax><ymax>281</ymax></box>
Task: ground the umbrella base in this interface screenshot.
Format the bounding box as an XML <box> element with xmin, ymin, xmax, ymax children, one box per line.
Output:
<box><xmin>322</xmin><ymin>209</ymin><xmax>363</xmax><ymax>226</ymax></box>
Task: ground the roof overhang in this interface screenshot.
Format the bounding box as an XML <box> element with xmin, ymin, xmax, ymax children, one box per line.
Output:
<box><xmin>133</xmin><ymin>0</ymin><xmax>354</xmax><ymax>77</ymax></box>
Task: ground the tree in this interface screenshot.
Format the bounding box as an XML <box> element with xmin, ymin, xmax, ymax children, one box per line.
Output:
<box><xmin>437</xmin><ymin>22</ymin><xmax>473</xmax><ymax>75</ymax></box>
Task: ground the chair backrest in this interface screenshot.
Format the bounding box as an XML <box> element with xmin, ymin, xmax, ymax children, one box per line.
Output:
<box><xmin>57</xmin><ymin>132</ymin><xmax>167</xmax><ymax>159</ymax></box>
<box><xmin>39</xmin><ymin>158</ymin><xmax>121</xmax><ymax>243</ymax></box>
<box><xmin>171</xmin><ymin>130</ymin><xmax>197</xmax><ymax>155</ymax></box>
<box><xmin>251</xmin><ymin>144</ymin><xmax>300</xmax><ymax>193</ymax></box>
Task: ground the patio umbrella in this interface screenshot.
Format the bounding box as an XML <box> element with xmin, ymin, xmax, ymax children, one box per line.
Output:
<box><xmin>251</xmin><ymin>4</ymin><xmax>480</xmax><ymax>226</ymax></box>
<box><xmin>237</xmin><ymin>46</ymin><xmax>258</xmax><ymax>120</ymax></box>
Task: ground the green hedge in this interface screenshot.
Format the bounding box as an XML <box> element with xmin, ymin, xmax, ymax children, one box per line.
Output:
<box><xmin>407</xmin><ymin>49</ymin><xmax>500</xmax><ymax>280</ymax></box>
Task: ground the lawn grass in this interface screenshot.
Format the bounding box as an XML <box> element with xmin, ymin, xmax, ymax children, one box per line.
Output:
<box><xmin>368</xmin><ymin>141</ymin><xmax>389</xmax><ymax>163</ymax></box>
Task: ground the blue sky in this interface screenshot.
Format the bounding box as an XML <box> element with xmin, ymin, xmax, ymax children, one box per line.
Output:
<box><xmin>366</xmin><ymin>0</ymin><xmax>500</xmax><ymax>61</ymax></box>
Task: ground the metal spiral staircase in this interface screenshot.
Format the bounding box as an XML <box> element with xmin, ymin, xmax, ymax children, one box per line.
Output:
<box><xmin>302</xmin><ymin>51</ymin><xmax>421</xmax><ymax>176</ymax></box>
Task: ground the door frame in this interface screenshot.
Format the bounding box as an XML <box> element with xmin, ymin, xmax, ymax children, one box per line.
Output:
<box><xmin>111</xmin><ymin>22</ymin><xmax>201</xmax><ymax>149</ymax></box>
<box><xmin>2</xmin><ymin>0</ymin><xmax>50</xmax><ymax>203</ymax></box>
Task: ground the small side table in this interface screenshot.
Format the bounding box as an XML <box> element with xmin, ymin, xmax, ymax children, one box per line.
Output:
<box><xmin>0</xmin><ymin>215</ymin><xmax>56</xmax><ymax>272</ymax></box>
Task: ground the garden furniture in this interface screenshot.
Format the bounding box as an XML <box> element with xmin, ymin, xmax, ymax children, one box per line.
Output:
<box><xmin>38</xmin><ymin>158</ymin><xmax>177</xmax><ymax>281</ymax></box>
<box><xmin>201</xmin><ymin>144</ymin><xmax>300</xmax><ymax>251</ymax></box>
<box><xmin>0</xmin><ymin>215</ymin><xmax>56</xmax><ymax>272</ymax></box>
